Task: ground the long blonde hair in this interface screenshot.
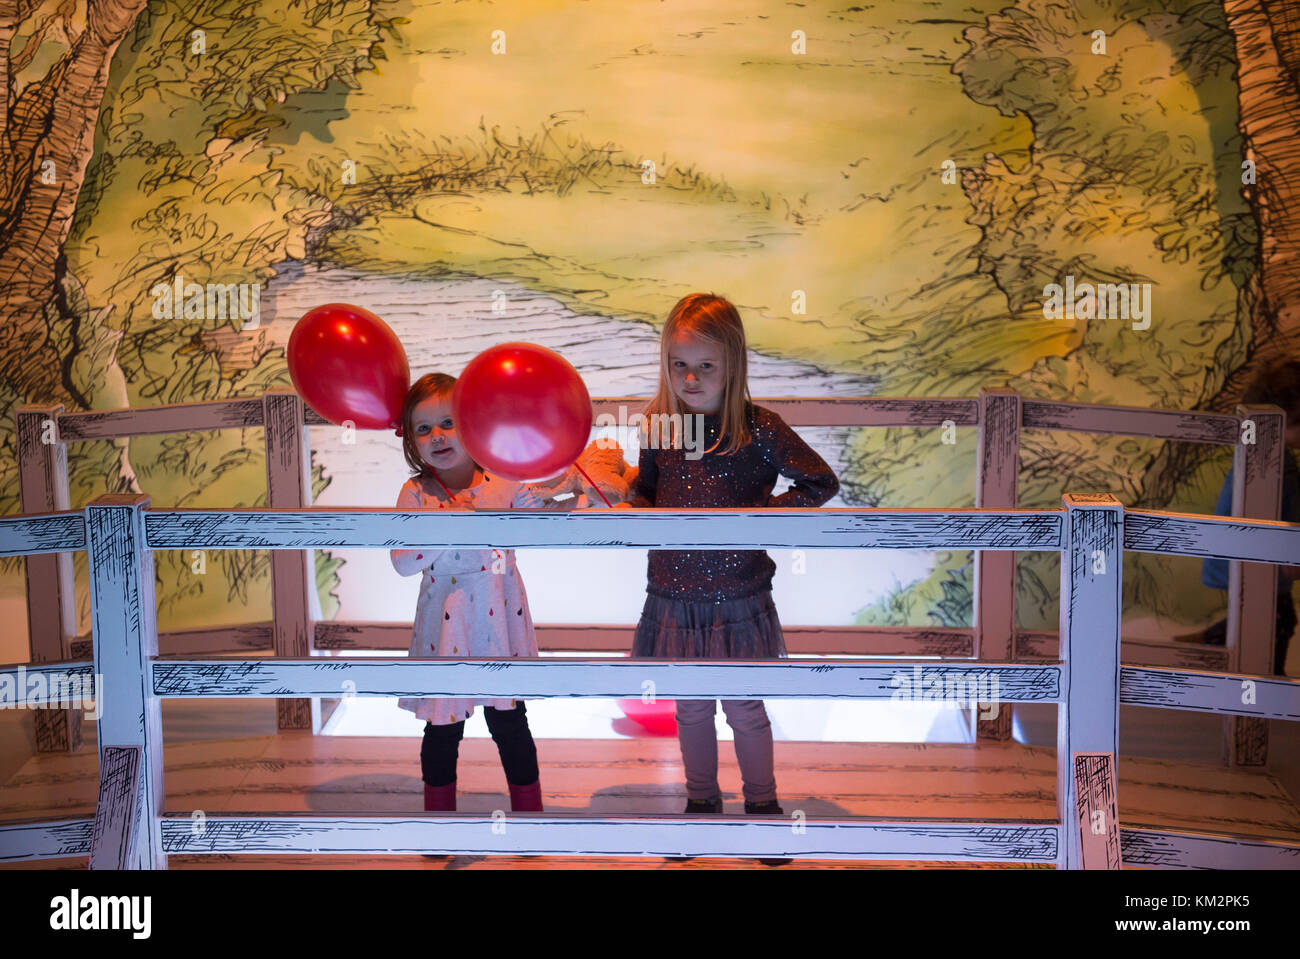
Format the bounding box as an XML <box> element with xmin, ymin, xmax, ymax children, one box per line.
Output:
<box><xmin>643</xmin><ymin>293</ymin><xmax>752</xmax><ymax>455</ymax></box>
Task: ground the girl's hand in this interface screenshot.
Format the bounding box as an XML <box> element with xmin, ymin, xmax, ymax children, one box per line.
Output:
<box><xmin>515</xmin><ymin>487</ymin><xmax>578</xmax><ymax>510</ymax></box>
<box><xmin>524</xmin><ymin>465</ymin><xmax>582</xmax><ymax>499</ymax></box>
<box><xmin>513</xmin><ymin>487</ymin><xmax>550</xmax><ymax>509</ymax></box>
<box><xmin>611</xmin><ymin>501</ymin><xmax>633</xmax><ymax>510</ymax></box>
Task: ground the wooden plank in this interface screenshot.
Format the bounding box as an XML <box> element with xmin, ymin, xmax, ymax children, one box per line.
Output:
<box><xmin>1229</xmin><ymin>405</ymin><xmax>1285</xmax><ymax>765</ymax></box>
<box><xmin>0</xmin><ymin>511</ymin><xmax>85</xmax><ymax>556</ymax></box>
<box><xmin>6</xmin><ymin>736</ymin><xmax>1298</xmax><ymax>867</ymax></box>
<box><xmin>157</xmin><ymin>814</ymin><xmax>1059</xmax><ymax>861</ymax></box>
<box><xmin>71</xmin><ymin>623</ymin><xmax>277</xmax><ymax>659</ymax></box>
<box><xmin>1073</xmin><ymin>753</ymin><xmax>1121</xmax><ymax>869</ymax></box>
<box><xmin>17</xmin><ymin>405</ymin><xmax>81</xmax><ymax>752</ymax></box>
<box><xmin>143</xmin><ymin>507</ymin><xmax>1065</xmax><ymax>552</ymax></box>
<box><xmin>149</xmin><ymin>658</ymin><xmax>1063</xmax><ymax>702</ymax></box>
<box><xmin>0</xmin><ymin>819</ymin><xmax>94</xmax><ymax>863</ymax></box>
<box><xmin>155</xmin><ymin>854</ymin><xmax>1049</xmax><ymax>870</ymax></box>
<box><xmin>86</xmin><ymin>494</ymin><xmax>167</xmax><ymax>870</ymax></box>
<box><xmin>1123</xmin><ymin>509</ymin><xmax>1299</xmax><ymax>563</ymax></box>
<box><xmin>0</xmin><ymin>662</ymin><xmax>97</xmax><ymax>706</ymax></box>
<box><xmin>8</xmin><ymin>734</ymin><xmax>1296</xmax><ymax>835</ymax></box>
<box><xmin>1057</xmin><ymin>494</ymin><xmax>1122</xmax><ymax>869</ymax></box>
<box><xmin>157</xmin><ymin>623</ymin><xmax>278</xmax><ymax>658</ymax></box>
<box><xmin>55</xmin><ymin>398</ymin><xmax>264</xmax><ymax>442</ymax></box>
<box><xmin>44</xmin><ymin>395</ymin><xmax>1237</xmax><ymax>444</ymax></box>
<box><xmin>263</xmin><ymin>391</ymin><xmax>314</xmax><ymax>731</ymax></box>
<box><xmin>1119</xmin><ymin>667</ymin><xmax>1300</xmax><ymax>720</ymax></box>
<box><xmin>80</xmin><ymin>629</ymin><xmax>276</xmax><ymax>659</ymax></box>
<box><xmin>763</xmin><ymin>397</ymin><xmax>981</xmax><ymax>428</ymax></box>
<box><xmin>89</xmin><ymin>746</ymin><xmax>143</xmax><ymax>870</ymax></box>
<box><xmin>234</xmin><ymin>737</ymin><xmax>1064</xmax><ymax>820</ymax></box>
<box><xmin>0</xmin><ymin>658</ymin><xmax>96</xmax><ymax>764</ymax></box>
<box><xmin>1016</xmin><ymin>632</ymin><xmax>1231</xmax><ymax>671</ymax></box>
<box><xmin>312</xmin><ymin>397</ymin><xmax>981</xmax><ymax>429</ymax></box>
<box><xmin>1022</xmin><ymin>400</ymin><xmax>1239</xmax><ymax>444</ymax></box>
<box><xmin>1120</xmin><ymin>826</ymin><xmax>1300</xmax><ymax>869</ymax></box>
<box><xmin>315</xmin><ymin>622</ymin><xmax>977</xmax><ymax>656</ymax></box>
<box><xmin>83</xmin><ymin>622</ymin><xmax>978</xmax><ymax>658</ymax></box>
<box><xmin>975</xmin><ymin>389</ymin><xmax>1020</xmax><ymax>743</ymax></box>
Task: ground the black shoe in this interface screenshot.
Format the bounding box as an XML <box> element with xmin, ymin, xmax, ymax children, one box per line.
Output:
<box><xmin>685</xmin><ymin>797</ymin><xmax>723</xmax><ymax>814</ymax></box>
<box><xmin>665</xmin><ymin>797</ymin><xmax>722</xmax><ymax>862</ymax></box>
<box><xmin>745</xmin><ymin>800</ymin><xmax>792</xmax><ymax>866</ymax></box>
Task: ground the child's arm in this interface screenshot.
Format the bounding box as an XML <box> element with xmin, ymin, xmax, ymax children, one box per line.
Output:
<box><xmin>390</xmin><ymin>482</ymin><xmax>449</xmax><ymax>575</ymax></box>
<box><xmin>760</xmin><ymin>410</ymin><xmax>839</xmax><ymax>508</ymax></box>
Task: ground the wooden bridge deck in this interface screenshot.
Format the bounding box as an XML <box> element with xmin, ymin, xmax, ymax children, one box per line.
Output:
<box><xmin>3</xmin><ymin>703</ymin><xmax>1298</xmax><ymax>869</ymax></box>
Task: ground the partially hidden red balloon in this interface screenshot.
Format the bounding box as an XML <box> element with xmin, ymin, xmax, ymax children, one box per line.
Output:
<box><xmin>617</xmin><ymin>699</ymin><xmax>678</xmax><ymax>735</ymax></box>
<box><xmin>452</xmin><ymin>343</ymin><xmax>592</xmax><ymax>481</ymax></box>
<box><xmin>288</xmin><ymin>303</ymin><xmax>409</xmax><ymax>430</ymax></box>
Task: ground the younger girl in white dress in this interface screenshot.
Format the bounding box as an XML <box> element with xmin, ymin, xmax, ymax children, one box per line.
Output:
<box><xmin>391</xmin><ymin>372</ymin><xmax>627</xmax><ymax>812</ymax></box>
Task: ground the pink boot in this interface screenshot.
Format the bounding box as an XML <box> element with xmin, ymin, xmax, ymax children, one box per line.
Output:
<box><xmin>424</xmin><ymin>781</ymin><xmax>456</xmax><ymax>811</ymax></box>
<box><xmin>508</xmin><ymin>781</ymin><xmax>544</xmax><ymax>812</ymax></box>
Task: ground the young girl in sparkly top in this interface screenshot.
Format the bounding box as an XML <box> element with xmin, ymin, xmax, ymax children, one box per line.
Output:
<box><xmin>618</xmin><ymin>293</ymin><xmax>840</xmax><ymax>830</ymax></box>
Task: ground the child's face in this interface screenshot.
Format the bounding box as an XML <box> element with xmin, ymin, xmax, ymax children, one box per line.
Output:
<box><xmin>668</xmin><ymin>330</ymin><xmax>725</xmax><ymax>414</ymax></box>
<box><xmin>411</xmin><ymin>394</ymin><xmax>471</xmax><ymax>474</ymax></box>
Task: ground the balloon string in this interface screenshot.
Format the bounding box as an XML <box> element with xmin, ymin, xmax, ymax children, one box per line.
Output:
<box><xmin>574</xmin><ymin>463</ymin><xmax>614</xmax><ymax>508</ymax></box>
<box><xmin>429</xmin><ymin>471</ymin><xmax>458</xmax><ymax>504</ymax></box>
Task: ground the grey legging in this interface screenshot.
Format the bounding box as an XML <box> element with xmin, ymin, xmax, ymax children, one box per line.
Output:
<box><xmin>676</xmin><ymin>699</ymin><xmax>777</xmax><ymax>804</ymax></box>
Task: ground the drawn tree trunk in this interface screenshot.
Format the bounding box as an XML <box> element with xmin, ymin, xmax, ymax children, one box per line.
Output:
<box><xmin>1219</xmin><ymin>0</ymin><xmax>1300</xmax><ymax>399</ymax></box>
<box><xmin>1143</xmin><ymin>0</ymin><xmax>1300</xmax><ymax>504</ymax></box>
<box><xmin>0</xmin><ymin>0</ymin><xmax>148</xmax><ymax>410</ymax></box>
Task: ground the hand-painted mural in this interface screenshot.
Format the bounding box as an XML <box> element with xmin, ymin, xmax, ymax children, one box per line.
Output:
<box><xmin>1</xmin><ymin>0</ymin><xmax>1297</xmax><ymax>652</ymax></box>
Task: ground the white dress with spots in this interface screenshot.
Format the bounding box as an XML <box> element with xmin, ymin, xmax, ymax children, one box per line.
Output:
<box><xmin>390</xmin><ymin>470</ymin><xmax>539</xmax><ymax>725</ymax></box>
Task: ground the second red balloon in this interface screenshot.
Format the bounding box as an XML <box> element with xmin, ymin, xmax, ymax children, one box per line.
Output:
<box><xmin>452</xmin><ymin>343</ymin><xmax>593</xmax><ymax>482</ymax></box>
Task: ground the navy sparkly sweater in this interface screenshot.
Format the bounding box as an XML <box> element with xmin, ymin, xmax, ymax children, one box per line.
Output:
<box><xmin>626</xmin><ymin>403</ymin><xmax>840</xmax><ymax>602</ymax></box>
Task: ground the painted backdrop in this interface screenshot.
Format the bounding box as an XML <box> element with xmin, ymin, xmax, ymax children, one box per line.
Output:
<box><xmin>1</xmin><ymin>0</ymin><xmax>1297</xmax><ymax>644</ymax></box>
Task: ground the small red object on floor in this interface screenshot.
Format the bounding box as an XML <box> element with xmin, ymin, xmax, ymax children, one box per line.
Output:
<box><xmin>617</xmin><ymin>699</ymin><xmax>678</xmax><ymax>734</ymax></box>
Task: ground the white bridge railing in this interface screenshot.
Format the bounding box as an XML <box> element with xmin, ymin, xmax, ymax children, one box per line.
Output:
<box><xmin>18</xmin><ymin>390</ymin><xmax>1288</xmax><ymax>769</ymax></box>
<box><xmin>1</xmin><ymin>495</ymin><xmax>1298</xmax><ymax>868</ymax></box>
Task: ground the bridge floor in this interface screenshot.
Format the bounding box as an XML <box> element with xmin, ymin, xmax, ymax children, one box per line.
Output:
<box><xmin>2</xmin><ymin>700</ymin><xmax>1297</xmax><ymax>869</ymax></box>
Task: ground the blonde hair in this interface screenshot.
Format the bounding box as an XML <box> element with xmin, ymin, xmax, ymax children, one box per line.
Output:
<box><xmin>643</xmin><ymin>293</ymin><xmax>752</xmax><ymax>455</ymax></box>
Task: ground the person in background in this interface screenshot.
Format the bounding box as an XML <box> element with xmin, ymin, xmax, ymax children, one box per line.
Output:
<box><xmin>1181</xmin><ymin>357</ymin><xmax>1300</xmax><ymax>675</ymax></box>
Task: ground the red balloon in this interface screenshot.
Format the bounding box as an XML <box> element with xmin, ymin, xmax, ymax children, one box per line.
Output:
<box><xmin>287</xmin><ymin>304</ymin><xmax>409</xmax><ymax>430</ymax></box>
<box><xmin>452</xmin><ymin>343</ymin><xmax>592</xmax><ymax>481</ymax></box>
<box><xmin>617</xmin><ymin>699</ymin><xmax>678</xmax><ymax>735</ymax></box>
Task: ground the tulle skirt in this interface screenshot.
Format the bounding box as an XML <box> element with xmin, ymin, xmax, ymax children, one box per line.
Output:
<box><xmin>632</xmin><ymin>590</ymin><xmax>786</xmax><ymax>659</ymax></box>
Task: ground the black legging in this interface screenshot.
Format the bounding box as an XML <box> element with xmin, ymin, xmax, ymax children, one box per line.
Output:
<box><xmin>421</xmin><ymin>703</ymin><xmax>539</xmax><ymax>787</ymax></box>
